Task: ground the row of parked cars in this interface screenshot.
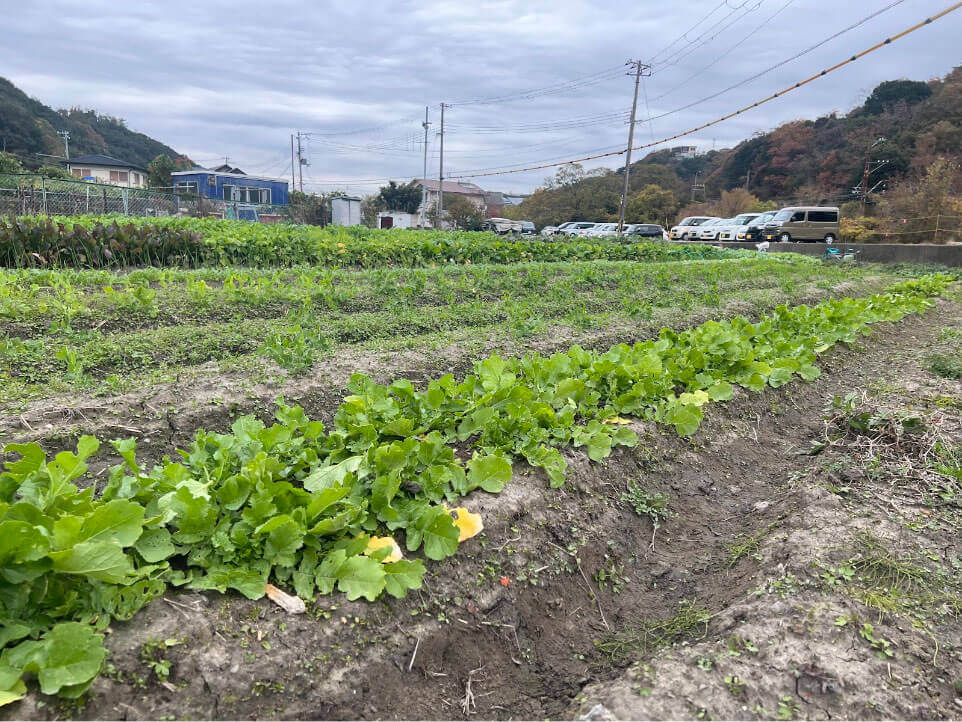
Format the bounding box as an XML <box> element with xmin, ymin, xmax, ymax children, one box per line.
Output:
<box><xmin>669</xmin><ymin>206</ymin><xmax>841</xmax><ymax>244</ymax></box>
<box><xmin>540</xmin><ymin>221</ymin><xmax>669</xmax><ymax>239</ymax></box>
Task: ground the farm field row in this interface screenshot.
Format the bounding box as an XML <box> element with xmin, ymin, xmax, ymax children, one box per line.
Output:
<box><xmin>1</xmin><ymin>215</ymin><xmax>734</xmax><ymax>268</ymax></box>
<box><xmin>1</xmin><ymin>255</ymin><xmax>899</xmax><ymax>408</ymax></box>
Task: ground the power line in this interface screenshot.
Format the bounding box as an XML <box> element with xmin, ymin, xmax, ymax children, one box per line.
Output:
<box><xmin>649</xmin><ymin>0</ymin><xmax>798</xmax><ymax>103</ymax></box>
<box><xmin>638</xmin><ymin>0</ymin><xmax>908</xmax><ymax>126</ymax></box>
<box><xmin>446</xmin><ymin>2</ymin><xmax>960</xmax><ymax>180</ymax></box>
<box><xmin>446</xmin><ymin>66</ymin><xmax>627</xmax><ymax>107</ymax></box>
<box><xmin>649</xmin><ymin>0</ymin><xmax>766</xmax><ymax>69</ymax></box>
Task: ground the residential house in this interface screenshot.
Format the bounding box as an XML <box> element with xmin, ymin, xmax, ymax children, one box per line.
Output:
<box><xmin>66</xmin><ymin>154</ymin><xmax>148</xmax><ymax>188</ymax></box>
<box><xmin>412</xmin><ymin>179</ymin><xmax>487</xmax><ymax>227</ymax></box>
<box><xmin>170</xmin><ymin>168</ymin><xmax>289</xmax><ymax>206</ymax></box>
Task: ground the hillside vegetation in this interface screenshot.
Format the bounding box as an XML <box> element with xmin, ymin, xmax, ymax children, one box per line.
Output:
<box><xmin>0</xmin><ymin>76</ymin><xmax>185</xmax><ymax>169</ymax></box>
<box><xmin>507</xmin><ymin>69</ymin><xmax>962</xmax><ymax>228</ymax></box>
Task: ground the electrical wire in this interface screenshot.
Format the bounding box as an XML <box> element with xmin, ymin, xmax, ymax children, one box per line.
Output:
<box><xmin>446</xmin><ymin>66</ymin><xmax>627</xmax><ymax>107</ymax></box>
<box><xmin>639</xmin><ymin>0</ymin><xmax>908</xmax><ymax>126</ymax></box>
<box><xmin>649</xmin><ymin>0</ymin><xmax>765</xmax><ymax>70</ymax></box>
<box><xmin>649</xmin><ymin>0</ymin><xmax>798</xmax><ymax>102</ymax></box>
<box><xmin>446</xmin><ymin>2</ymin><xmax>960</xmax><ymax>179</ymax></box>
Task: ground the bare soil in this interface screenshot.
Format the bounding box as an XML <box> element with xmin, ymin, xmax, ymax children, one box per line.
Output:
<box><xmin>3</xmin><ymin>298</ymin><xmax>961</xmax><ymax>721</ymax></box>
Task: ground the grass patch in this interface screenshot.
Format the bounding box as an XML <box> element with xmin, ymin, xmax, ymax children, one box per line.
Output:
<box><xmin>726</xmin><ymin>522</ymin><xmax>778</xmax><ymax>569</ymax></box>
<box><xmin>596</xmin><ymin>600</ymin><xmax>711</xmax><ymax>664</ymax></box>
<box><xmin>928</xmin><ymin>353</ymin><xmax>962</xmax><ymax>380</ymax></box>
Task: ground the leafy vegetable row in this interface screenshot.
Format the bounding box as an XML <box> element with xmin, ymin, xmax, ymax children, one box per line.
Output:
<box><xmin>0</xmin><ymin>215</ymin><xmax>736</xmax><ymax>268</ymax></box>
<box><xmin>0</xmin><ymin>273</ymin><xmax>952</xmax><ymax>705</ymax></box>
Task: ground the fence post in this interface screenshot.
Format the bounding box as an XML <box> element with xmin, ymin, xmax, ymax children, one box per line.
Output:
<box><xmin>934</xmin><ymin>213</ymin><xmax>941</xmax><ymax>243</ymax></box>
<box><xmin>123</xmin><ymin>189</ymin><xmax>129</xmax><ymax>215</ymax></box>
<box><xmin>86</xmin><ymin>185</ymin><xmax>89</xmax><ymax>213</ymax></box>
<box><xmin>41</xmin><ymin>176</ymin><xmax>47</xmax><ymax>215</ymax></box>
<box><xmin>103</xmin><ymin>188</ymin><xmax>107</xmax><ymax>214</ymax></box>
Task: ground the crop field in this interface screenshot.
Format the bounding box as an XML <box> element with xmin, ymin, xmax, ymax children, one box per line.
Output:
<box><xmin>1</xmin><ymin>217</ymin><xmax>961</xmax><ymax>721</ymax></box>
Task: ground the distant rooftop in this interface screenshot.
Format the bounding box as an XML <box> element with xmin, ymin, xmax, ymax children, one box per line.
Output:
<box><xmin>66</xmin><ymin>154</ymin><xmax>147</xmax><ymax>171</ymax></box>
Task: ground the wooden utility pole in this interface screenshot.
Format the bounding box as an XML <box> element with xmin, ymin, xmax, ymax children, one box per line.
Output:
<box><xmin>618</xmin><ymin>60</ymin><xmax>650</xmax><ymax>234</ymax></box>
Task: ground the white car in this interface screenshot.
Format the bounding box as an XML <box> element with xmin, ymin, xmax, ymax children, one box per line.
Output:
<box><xmin>698</xmin><ymin>218</ymin><xmax>731</xmax><ymax>240</ymax></box>
<box><xmin>669</xmin><ymin>216</ymin><xmax>715</xmax><ymax>240</ymax></box>
<box><xmin>717</xmin><ymin>213</ymin><xmax>761</xmax><ymax>241</ymax></box>
<box><xmin>542</xmin><ymin>221</ymin><xmax>576</xmax><ymax>236</ymax></box>
<box><xmin>585</xmin><ymin>222</ymin><xmax>619</xmax><ymax>237</ymax></box>
<box><xmin>565</xmin><ymin>222</ymin><xmax>600</xmax><ymax>237</ymax></box>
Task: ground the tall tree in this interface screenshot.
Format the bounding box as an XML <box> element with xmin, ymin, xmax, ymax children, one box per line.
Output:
<box><xmin>375</xmin><ymin>180</ymin><xmax>422</xmax><ymax>213</ymax></box>
<box><xmin>147</xmin><ymin>154</ymin><xmax>176</xmax><ymax>188</ymax></box>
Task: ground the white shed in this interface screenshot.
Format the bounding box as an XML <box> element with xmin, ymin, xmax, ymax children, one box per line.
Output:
<box><xmin>331</xmin><ymin>196</ymin><xmax>362</xmax><ymax>226</ymax></box>
<box><xmin>377</xmin><ymin>211</ymin><xmax>418</xmax><ymax>229</ymax></box>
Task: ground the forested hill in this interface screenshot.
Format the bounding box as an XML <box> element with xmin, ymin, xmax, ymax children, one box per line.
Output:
<box><xmin>0</xmin><ymin>76</ymin><xmax>184</xmax><ymax>168</ymax></box>
<box><xmin>509</xmin><ymin>68</ymin><xmax>962</xmax><ymax>226</ymax></box>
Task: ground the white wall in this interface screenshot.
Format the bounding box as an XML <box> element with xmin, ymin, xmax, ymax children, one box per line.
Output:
<box><xmin>67</xmin><ymin>164</ymin><xmax>147</xmax><ymax>188</ymax></box>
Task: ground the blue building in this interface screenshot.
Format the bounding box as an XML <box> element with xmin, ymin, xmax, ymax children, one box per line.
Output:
<box><xmin>171</xmin><ymin>166</ymin><xmax>289</xmax><ymax>206</ymax></box>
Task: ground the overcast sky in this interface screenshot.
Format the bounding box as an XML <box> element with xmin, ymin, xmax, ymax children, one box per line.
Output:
<box><xmin>4</xmin><ymin>0</ymin><xmax>958</xmax><ymax>194</ymax></box>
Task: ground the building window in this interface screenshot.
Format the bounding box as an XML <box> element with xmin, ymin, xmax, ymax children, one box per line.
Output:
<box><xmin>175</xmin><ymin>182</ymin><xmax>199</xmax><ymax>195</ymax></box>
<box><xmin>110</xmin><ymin>170</ymin><xmax>129</xmax><ymax>183</ymax></box>
<box><xmin>225</xmin><ymin>186</ymin><xmax>270</xmax><ymax>204</ymax></box>
<box><xmin>72</xmin><ymin>168</ymin><xmax>92</xmax><ymax>178</ymax></box>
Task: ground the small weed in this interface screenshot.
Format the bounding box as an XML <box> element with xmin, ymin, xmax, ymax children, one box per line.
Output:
<box><xmin>776</xmin><ymin>696</ymin><xmax>800</xmax><ymax>720</ymax></box>
<box><xmin>724</xmin><ymin>674</ymin><xmax>746</xmax><ymax>697</ymax></box>
<box><xmin>622</xmin><ymin>481</ymin><xmax>673</xmax><ymax>549</ymax></box>
<box><xmin>140</xmin><ymin>637</ymin><xmax>185</xmax><ymax>681</ymax></box>
<box><xmin>858</xmin><ymin>622</ymin><xmax>894</xmax><ymax>658</ymax></box>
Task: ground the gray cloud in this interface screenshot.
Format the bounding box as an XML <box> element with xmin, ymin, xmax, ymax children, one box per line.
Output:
<box><xmin>5</xmin><ymin>0</ymin><xmax>958</xmax><ymax>194</ymax></box>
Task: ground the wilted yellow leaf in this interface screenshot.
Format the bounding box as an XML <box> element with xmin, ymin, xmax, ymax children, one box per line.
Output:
<box><xmin>603</xmin><ymin>416</ymin><xmax>632</xmax><ymax>425</ymax></box>
<box><xmin>450</xmin><ymin>507</ymin><xmax>483</xmax><ymax>542</ymax></box>
<box><xmin>364</xmin><ymin>536</ymin><xmax>403</xmax><ymax>563</ymax></box>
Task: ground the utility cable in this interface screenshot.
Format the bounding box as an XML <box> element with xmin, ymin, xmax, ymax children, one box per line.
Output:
<box><xmin>446</xmin><ymin>3</ymin><xmax>960</xmax><ymax>179</ymax></box>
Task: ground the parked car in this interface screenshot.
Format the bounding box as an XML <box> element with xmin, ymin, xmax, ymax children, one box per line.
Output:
<box><xmin>565</xmin><ymin>222</ymin><xmax>600</xmax><ymax>237</ymax></box>
<box><xmin>717</xmin><ymin>213</ymin><xmax>760</xmax><ymax>241</ymax></box>
<box><xmin>520</xmin><ymin>221</ymin><xmax>536</xmax><ymax>235</ymax></box>
<box><xmin>585</xmin><ymin>222</ymin><xmax>619</xmax><ymax>237</ymax></box>
<box><xmin>541</xmin><ymin>221</ymin><xmax>574</xmax><ymax>236</ymax></box>
<box><xmin>698</xmin><ymin>218</ymin><xmax>731</xmax><ymax>240</ymax></box>
<box><xmin>742</xmin><ymin>211</ymin><xmax>778</xmax><ymax>242</ymax></box>
<box><xmin>625</xmin><ymin>223</ymin><xmax>668</xmax><ymax>240</ymax></box>
<box><xmin>762</xmin><ymin>206</ymin><xmax>840</xmax><ymax>243</ymax></box>
<box><xmin>669</xmin><ymin>216</ymin><xmax>715</xmax><ymax>240</ymax></box>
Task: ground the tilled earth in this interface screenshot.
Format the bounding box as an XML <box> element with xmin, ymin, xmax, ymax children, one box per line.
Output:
<box><xmin>3</xmin><ymin>296</ymin><xmax>961</xmax><ymax>721</ymax></box>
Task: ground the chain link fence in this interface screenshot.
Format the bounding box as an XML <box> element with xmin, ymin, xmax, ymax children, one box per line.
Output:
<box><xmin>0</xmin><ymin>173</ymin><xmax>291</xmax><ymax>222</ymax></box>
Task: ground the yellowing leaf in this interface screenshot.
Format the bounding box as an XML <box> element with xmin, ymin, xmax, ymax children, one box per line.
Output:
<box><xmin>679</xmin><ymin>389</ymin><xmax>710</xmax><ymax>407</ymax></box>
<box><xmin>603</xmin><ymin>416</ymin><xmax>632</xmax><ymax>425</ymax></box>
<box><xmin>364</xmin><ymin>536</ymin><xmax>403</xmax><ymax>563</ymax></box>
<box><xmin>450</xmin><ymin>507</ymin><xmax>483</xmax><ymax>542</ymax></box>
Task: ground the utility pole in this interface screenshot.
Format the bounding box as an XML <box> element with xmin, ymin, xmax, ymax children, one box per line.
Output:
<box><xmin>859</xmin><ymin>136</ymin><xmax>885</xmax><ymax>216</ymax></box>
<box><xmin>296</xmin><ymin>132</ymin><xmax>304</xmax><ymax>193</ymax></box>
<box><xmin>438</xmin><ymin>102</ymin><xmax>446</xmax><ymax>229</ymax></box>
<box><xmin>57</xmin><ymin>130</ymin><xmax>70</xmax><ymax>161</ymax></box>
<box><xmin>618</xmin><ymin>60</ymin><xmax>650</xmax><ymax>233</ymax></box>
<box><xmin>290</xmin><ymin>134</ymin><xmax>296</xmax><ymax>191</ymax></box>
<box><xmin>745</xmin><ymin>169</ymin><xmax>751</xmax><ymax>191</ymax></box>
<box><xmin>421</xmin><ymin>106</ymin><xmax>431</xmax><ymax>228</ymax></box>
